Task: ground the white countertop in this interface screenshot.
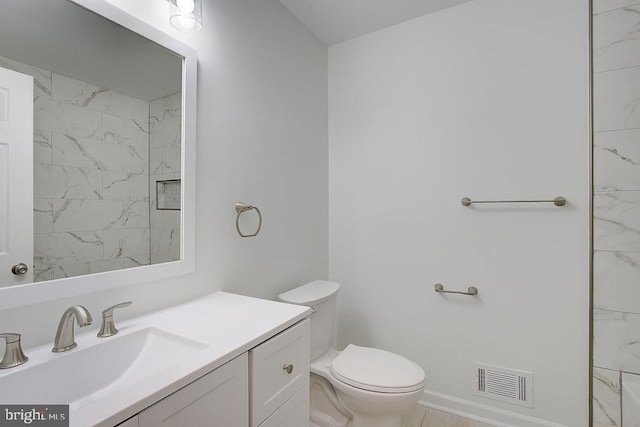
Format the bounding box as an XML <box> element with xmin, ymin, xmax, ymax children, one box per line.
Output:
<box><xmin>1</xmin><ymin>292</ymin><xmax>310</xmax><ymax>427</ymax></box>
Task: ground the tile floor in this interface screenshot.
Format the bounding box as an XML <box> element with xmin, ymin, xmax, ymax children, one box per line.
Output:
<box><xmin>402</xmin><ymin>405</ymin><xmax>494</xmax><ymax>427</ymax></box>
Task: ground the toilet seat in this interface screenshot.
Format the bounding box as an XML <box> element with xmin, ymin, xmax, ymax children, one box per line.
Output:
<box><xmin>330</xmin><ymin>344</ymin><xmax>426</xmax><ymax>393</ymax></box>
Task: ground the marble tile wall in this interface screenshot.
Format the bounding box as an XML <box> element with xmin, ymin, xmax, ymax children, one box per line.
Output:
<box><xmin>0</xmin><ymin>54</ymin><xmax>152</xmax><ymax>281</ymax></box>
<box><xmin>149</xmin><ymin>92</ymin><xmax>181</xmax><ymax>264</ymax></box>
<box><xmin>592</xmin><ymin>2</ymin><xmax>640</xmax><ymax>425</ymax></box>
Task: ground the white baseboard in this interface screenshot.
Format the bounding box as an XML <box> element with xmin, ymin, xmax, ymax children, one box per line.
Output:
<box><xmin>419</xmin><ymin>390</ymin><xmax>568</xmax><ymax>427</ymax></box>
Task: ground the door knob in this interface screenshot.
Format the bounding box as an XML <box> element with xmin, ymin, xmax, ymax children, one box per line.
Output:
<box><xmin>11</xmin><ymin>263</ymin><xmax>28</xmax><ymax>275</ymax></box>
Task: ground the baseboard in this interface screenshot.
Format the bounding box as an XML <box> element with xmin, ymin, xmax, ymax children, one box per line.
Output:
<box><xmin>419</xmin><ymin>390</ymin><xmax>568</xmax><ymax>427</ymax></box>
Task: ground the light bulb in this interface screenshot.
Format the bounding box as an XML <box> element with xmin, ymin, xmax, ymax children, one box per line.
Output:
<box><xmin>176</xmin><ymin>0</ymin><xmax>195</xmax><ymax>14</ymax></box>
<box><xmin>172</xmin><ymin>15</ymin><xmax>197</xmax><ymax>30</ymax></box>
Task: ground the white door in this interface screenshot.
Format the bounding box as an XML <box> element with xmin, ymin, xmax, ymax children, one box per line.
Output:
<box><xmin>0</xmin><ymin>66</ymin><xmax>33</xmax><ymax>286</ymax></box>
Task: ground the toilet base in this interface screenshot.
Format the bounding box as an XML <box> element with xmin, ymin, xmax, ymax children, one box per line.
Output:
<box><xmin>310</xmin><ymin>373</ymin><xmax>351</xmax><ymax>427</ymax></box>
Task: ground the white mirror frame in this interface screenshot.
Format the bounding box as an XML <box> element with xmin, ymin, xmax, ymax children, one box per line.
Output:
<box><xmin>0</xmin><ymin>0</ymin><xmax>197</xmax><ymax>310</ymax></box>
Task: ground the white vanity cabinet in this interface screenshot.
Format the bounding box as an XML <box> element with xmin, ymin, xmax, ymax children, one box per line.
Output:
<box><xmin>116</xmin><ymin>353</ymin><xmax>249</xmax><ymax>427</ymax></box>
<box><xmin>249</xmin><ymin>319</ymin><xmax>310</xmax><ymax>427</ymax></box>
<box><xmin>112</xmin><ymin>318</ymin><xmax>311</xmax><ymax>427</ymax></box>
<box><xmin>138</xmin><ymin>353</ymin><xmax>249</xmax><ymax>427</ymax></box>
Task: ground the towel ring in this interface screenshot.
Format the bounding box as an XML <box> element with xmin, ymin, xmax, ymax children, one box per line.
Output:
<box><xmin>235</xmin><ymin>203</ymin><xmax>262</xmax><ymax>238</ymax></box>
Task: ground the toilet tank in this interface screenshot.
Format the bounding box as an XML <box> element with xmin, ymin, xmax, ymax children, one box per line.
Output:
<box><xmin>278</xmin><ymin>280</ymin><xmax>341</xmax><ymax>360</ymax></box>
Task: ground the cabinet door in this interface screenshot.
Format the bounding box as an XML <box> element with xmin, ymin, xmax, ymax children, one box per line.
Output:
<box><xmin>250</xmin><ymin>319</ymin><xmax>310</xmax><ymax>427</ymax></box>
<box><xmin>258</xmin><ymin>385</ymin><xmax>309</xmax><ymax>427</ymax></box>
<box><xmin>139</xmin><ymin>353</ymin><xmax>248</xmax><ymax>427</ymax></box>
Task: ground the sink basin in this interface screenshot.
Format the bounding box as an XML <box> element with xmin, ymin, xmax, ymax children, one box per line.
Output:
<box><xmin>0</xmin><ymin>328</ymin><xmax>207</xmax><ymax>406</ymax></box>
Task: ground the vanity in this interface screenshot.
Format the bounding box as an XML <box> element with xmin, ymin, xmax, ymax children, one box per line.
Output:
<box><xmin>0</xmin><ymin>292</ymin><xmax>312</xmax><ymax>427</ymax></box>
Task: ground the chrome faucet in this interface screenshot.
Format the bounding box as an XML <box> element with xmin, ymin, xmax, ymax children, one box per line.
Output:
<box><xmin>52</xmin><ymin>305</ymin><xmax>92</xmax><ymax>352</ymax></box>
<box><xmin>0</xmin><ymin>333</ymin><xmax>28</xmax><ymax>369</ymax></box>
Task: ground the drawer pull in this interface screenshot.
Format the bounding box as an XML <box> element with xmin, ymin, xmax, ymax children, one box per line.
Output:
<box><xmin>283</xmin><ymin>364</ymin><xmax>294</xmax><ymax>374</ymax></box>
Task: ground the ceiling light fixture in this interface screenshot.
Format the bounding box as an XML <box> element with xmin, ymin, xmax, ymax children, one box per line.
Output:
<box><xmin>169</xmin><ymin>0</ymin><xmax>202</xmax><ymax>32</ymax></box>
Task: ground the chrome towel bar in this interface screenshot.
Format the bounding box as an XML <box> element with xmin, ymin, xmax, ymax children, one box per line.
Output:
<box><xmin>434</xmin><ymin>283</ymin><xmax>478</xmax><ymax>296</ymax></box>
<box><xmin>461</xmin><ymin>196</ymin><xmax>566</xmax><ymax>207</ymax></box>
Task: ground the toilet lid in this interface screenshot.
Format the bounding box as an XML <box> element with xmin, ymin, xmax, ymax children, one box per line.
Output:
<box><xmin>330</xmin><ymin>345</ymin><xmax>426</xmax><ymax>393</ymax></box>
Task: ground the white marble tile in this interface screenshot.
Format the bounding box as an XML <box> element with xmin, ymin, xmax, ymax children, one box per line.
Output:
<box><xmin>150</xmin><ymin>253</ymin><xmax>180</xmax><ymax>264</ymax></box>
<box><xmin>150</xmin><ymin>148</ymin><xmax>163</xmax><ymax>175</ymax></box>
<box><xmin>0</xmin><ymin>54</ymin><xmax>51</xmax><ymax>100</ymax></box>
<box><xmin>104</xmin><ymin>114</ymin><xmax>149</xmax><ymax>174</ymax></box>
<box><xmin>53</xmin><ymin>199</ymin><xmax>123</xmax><ymax>232</ymax></box>
<box><xmin>594</xmin><ymin>191</ymin><xmax>640</xmax><ymax>251</ymax></box>
<box><xmin>33</xmin><ymin>265</ymin><xmax>54</xmax><ymax>283</ymax></box>
<box><xmin>51</xmin><ymin>165</ymin><xmax>102</xmax><ymax>200</ymax></box>
<box><xmin>34</xmin><ymin>246</ymin><xmax>55</xmax><ymax>283</ymax></box>
<box><xmin>49</xmin><ymin>231</ymin><xmax>104</xmax><ymax>265</ymax></box>
<box><xmin>622</xmin><ymin>372</ymin><xmax>640</xmax><ymax>427</ymax></box>
<box><xmin>150</xmin><ymin>116</ymin><xmax>181</xmax><ymax>150</ymax></box>
<box><xmin>162</xmin><ymin>146</ymin><xmax>181</xmax><ymax>174</ymax></box>
<box><xmin>122</xmin><ymin>95</ymin><xmax>149</xmax><ymax>122</ymax></box>
<box><xmin>595</xmin><ymin>129</ymin><xmax>640</xmax><ymax>191</ymax></box>
<box><xmin>163</xmin><ymin>209</ymin><xmax>181</xmax><ymax>229</ymax></box>
<box><xmin>54</xmin><ymin>259</ymin><xmax>123</xmax><ymax>280</ymax></box>
<box><xmin>103</xmin><ymin>171</ymin><xmax>148</xmax><ymax>201</ymax></box>
<box><xmin>52</xmin><ymin>73</ymin><xmax>122</xmax><ymax>116</ymax></box>
<box><xmin>35</xmin><ymin>98</ymin><xmax>102</xmax><ymax>140</ymax></box>
<box><xmin>594</xmin><ymin>4</ymin><xmax>640</xmax><ymax>73</ymax></box>
<box><xmin>150</xmin><ymin>208</ymin><xmax>163</xmax><ymax>230</ymax></box>
<box><xmin>122</xmin><ymin>144</ymin><xmax>148</xmax><ymax>174</ymax></box>
<box><xmin>594</xmin><ymin>308</ymin><xmax>640</xmax><ymax>373</ymax></box>
<box><xmin>52</xmin><ymin>133</ymin><xmax>121</xmax><ymax>171</ymax></box>
<box><xmin>594</xmin><ymin>367</ymin><xmax>621</xmax><ymax>427</ymax></box>
<box><xmin>104</xmin><ymin>228</ymin><xmax>149</xmax><ymax>259</ymax></box>
<box><xmin>34</xmin><ymin>233</ymin><xmax>54</xmax><ymax>264</ymax></box>
<box><xmin>595</xmin><ymin>251</ymin><xmax>640</xmax><ymax>313</ymax></box>
<box><xmin>33</xmin><ymin>164</ymin><xmax>53</xmax><ymax>199</ymax></box>
<box><xmin>594</xmin><ymin>0</ymin><xmax>640</xmax><ymax>14</ymax></box>
<box><xmin>594</xmin><ymin>66</ymin><xmax>640</xmax><ymax>132</ymax></box>
<box><xmin>150</xmin><ymin>227</ymin><xmax>180</xmax><ymax>261</ymax></box>
<box><xmin>150</xmin><ymin>92</ymin><xmax>181</xmax><ymax>123</ymax></box>
<box><xmin>103</xmin><ymin>114</ymin><xmax>149</xmax><ymax>151</ymax></box>
<box><xmin>122</xmin><ymin>255</ymin><xmax>150</xmax><ymax>269</ymax></box>
<box><xmin>122</xmin><ymin>200</ymin><xmax>150</xmax><ymax>229</ymax></box>
<box><xmin>34</xmin><ymin>130</ymin><xmax>52</xmax><ymax>165</ymax></box>
<box><xmin>34</xmin><ymin>198</ymin><xmax>53</xmax><ymax>234</ymax></box>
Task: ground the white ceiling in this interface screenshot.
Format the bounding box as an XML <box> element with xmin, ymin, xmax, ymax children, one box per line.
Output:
<box><xmin>0</xmin><ymin>0</ymin><xmax>182</xmax><ymax>101</ymax></box>
<box><xmin>279</xmin><ymin>0</ymin><xmax>474</xmax><ymax>45</ymax></box>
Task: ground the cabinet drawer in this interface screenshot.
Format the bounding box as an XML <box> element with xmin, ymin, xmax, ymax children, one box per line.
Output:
<box><xmin>250</xmin><ymin>319</ymin><xmax>310</xmax><ymax>427</ymax></box>
<box><xmin>258</xmin><ymin>385</ymin><xmax>309</xmax><ymax>427</ymax></box>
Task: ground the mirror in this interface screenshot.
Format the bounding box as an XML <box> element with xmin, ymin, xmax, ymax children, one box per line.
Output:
<box><xmin>0</xmin><ymin>0</ymin><xmax>196</xmax><ymax>308</ymax></box>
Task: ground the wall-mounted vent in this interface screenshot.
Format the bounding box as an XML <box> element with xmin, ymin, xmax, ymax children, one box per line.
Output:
<box><xmin>473</xmin><ymin>363</ymin><xmax>533</xmax><ymax>408</ymax></box>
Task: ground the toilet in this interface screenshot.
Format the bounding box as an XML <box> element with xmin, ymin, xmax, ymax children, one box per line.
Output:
<box><xmin>278</xmin><ymin>280</ymin><xmax>426</xmax><ymax>427</ymax></box>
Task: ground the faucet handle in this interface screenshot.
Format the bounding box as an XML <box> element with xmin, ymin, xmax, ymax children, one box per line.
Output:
<box><xmin>98</xmin><ymin>301</ymin><xmax>132</xmax><ymax>338</ymax></box>
<box><xmin>0</xmin><ymin>333</ymin><xmax>28</xmax><ymax>369</ymax></box>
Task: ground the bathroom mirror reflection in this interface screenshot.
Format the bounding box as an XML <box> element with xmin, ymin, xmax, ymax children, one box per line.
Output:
<box><xmin>0</xmin><ymin>0</ymin><xmax>184</xmax><ymax>287</ymax></box>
